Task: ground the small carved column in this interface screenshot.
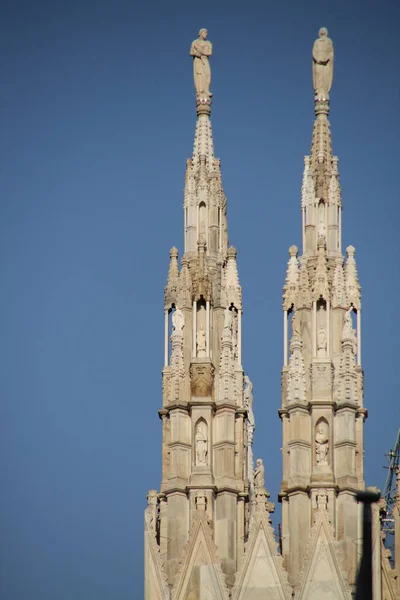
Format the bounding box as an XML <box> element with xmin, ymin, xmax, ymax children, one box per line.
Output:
<box><xmin>192</xmin><ymin>300</ymin><xmax>196</xmax><ymax>356</ymax></box>
<box><xmin>312</xmin><ymin>301</ymin><xmax>317</xmax><ymax>357</ymax></box>
<box><xmin>357</xmin><ymin>309</ymin><xmax>361</xmax><ymax>365</ymax></box>
<box><xmin>160</xmin><ymin>409</ymin><xmax>169</xmax><ymax>488</ymax></box>
<box><xmin>237</xmin><ymin>494</ymin><xmax>246</xmax><ymax>563</ymax></box>
<box><xmin>235</xmin><ymin>411</ymin><xmax>245</xmax><ymax>480</ymax></box>
<box><xmin>158</xmin><ymin>493</ymin><xmax>168</xmax><ymax>560</ymax></box>
<box><xmin>283</xmin><ymin>309</ymin><xmax>288</xmax><ymax>366</ymax></box>
<box><xmin>326</xmin><ymin>300</ymin><xmax>330</xmax><ymax>356</ymax></box>
<box><xmin>164</xmin><ymin>309</ymin><xmax>169</xmax><ymax>367</ymax></box>
<box><xmin>395</xmin><ymin>467</ymin><xmax>400</xmax><ymax>574</ymax></box>
<box><xmin>237</xmin><ymin>309</ymin><xmax>242</xmax><ymax>365</ymax></box>
<box><xmin>206</xmin><ymin>300</ymin><xmax>210</xmax><ymax>356</ymax></box>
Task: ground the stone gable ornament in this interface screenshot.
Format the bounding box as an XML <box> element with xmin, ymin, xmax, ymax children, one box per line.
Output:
<box><xmin>190</xmin><ymin>28</ymin><xmax>212</xmax><ymax>101</ymax></box>
<box><xmin>312</xmin><ymin>27</ymin><xmax>334</xmax><ymax>99</ymax></box>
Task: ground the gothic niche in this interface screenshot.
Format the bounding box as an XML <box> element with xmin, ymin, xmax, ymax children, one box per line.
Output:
<box><xmin>195</xmin><ymin>419</ymin><xmax>208</xmax><ymax>466</ymax></box>
<box><xmin>196</xmin><ymin>297</ymin><xmax>206</xmax><ymax>357</ymax></box>
<box><xmin>315</xmin><ymin>418</ymin><xmax>329</xmax><ymax>466</ymax></box>
<box><xmin>316</xmin><ymin>299</ymin><xmax>327</xmax><ymax>357</ymax></box>
<box><xmin>317</xmin><ymin>200</ymin><xmax>327</xmax><ymax>242</ymax></box>
<box><xmin>198</xmin><ymin>201</ymin><xmax>206</xmax><ymax>242</ymax></box>
<box><xmin>224</xmin><ymin>304</ymin><xmax>238</xmax><ymax>359</ymax></box>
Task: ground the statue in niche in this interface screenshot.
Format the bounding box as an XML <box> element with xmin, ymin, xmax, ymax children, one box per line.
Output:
<box><xmin>254</xmin><ymin>458</ymin><xmax>265</xmax><ymax>492</ymax></box>
<box><xmin>190</xmin><ymin>28</ymin><xmax>212</xmax><ymax>99</ymax></box>
<box><xmin>196</xmin><ymin>325</ymin><xmax>206</xmax><ymax>357</ymax></box>
<box><xmin>195</xmin><ymin>423</ymin><xmax>208</xmax><ymax>466</ymax></box>
<box><xmin>223</xmin><ymin>306</ymin><xmax>233</xmax><ymax>332</ymax></box>
<box><xmin>291</xmin><ymin>311</ymin><xmax>300</xmax><ymax>338</ymax></box>
<box><xmin>317</xmin><ymin>323</ymin><xmax>327</xmax><ymax>357</ymax></box>
<box><xmin>343</xmin><ymin>305</ymin><xmax>356</xmax><ymax>339</ymax></box>
<box><xmin>244</xmin><ymin>376</ymin><xmax>255</xmax><ymax>428</ymax></box>
<box><xmin>312</xmin><ymin>27</ymin><xmax>334</xmax><ymax>98</ymax></box>
<box><xmin>318</xmin><ymin>216</ymin><xmax>327</xmax><ymax>240</ymax></box>
<box><xmin>315</xmin><ymin>421</ymin><xmax>329</xmax><ymax>465</ymax></box>
<box><xmin>172</xmin><ymin>307</ymin><xmax>184</xmax><ymax>332</ymax></box>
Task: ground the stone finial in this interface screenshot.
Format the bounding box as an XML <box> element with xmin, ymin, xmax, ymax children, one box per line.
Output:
<box><xmin>283</xmin><ymin>246</ymin><xmax>299</xmax><ymax>310</ymax></box>
<box><xmin>332</xmin><ymin>256</ymin><xmax>347</xmax><ymax>308</ymax></box>
<box><xmin>301</xmin><ymin>156</ymin><xmax>314</xmax><ymax>210</ymax></box>
<box><xmin>312</xmin><ymin>241</ymin><xmax>330</xmax><ymax>301</ymax></box>
<box><xmin>165</xmin><ymin>247</ymin><xmax>179</xmax><ymax>308</ymax></box>
<box><xmin>345</xmin><ymin>245</ymin><xmax>361</xmax><ymax>309</ymax></box>
<box><xmin>287</xmin><ymin>335</ymin><xmax>306</xmax><ymax>405</ymax></box>
<box><xmin>190</xmin><ymin>28</ymin><xmax>212</xmax><ymax>116</ymax></box>
<box><xmin>227</xmin><ymin>245</ymin><xmax>237</xmax><ymax>258</ymax></box>
<box><xmin>177</xmin><ymin>256</ymin><xmax>192</xmax><ymax>309</ymax></box>
<box><xmin>297</xmin><ymin>256</ymin><xmax>311</xmax><ymax>308</ymax></box>
<box><xmin>225</xmin><ymin>246</ymin><xmax>242</xmax><ymax>309</ymax></box>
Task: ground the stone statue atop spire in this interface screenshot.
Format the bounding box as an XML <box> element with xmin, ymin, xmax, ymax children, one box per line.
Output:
<box><xmin>190</xmin><ymin>28</ymin><xmax>212</xmax><ymax>114</ymax></box>
<box><xmin>312</xmin><ymin>27</ymin><xmax>334</xmax><ymax>101</ymax></box>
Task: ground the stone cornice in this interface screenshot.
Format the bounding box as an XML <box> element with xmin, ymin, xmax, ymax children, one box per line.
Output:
<box><xmin>287</xmin><ymin>402</ymin><xmax>309</xmax><ymax>414</ymax></box>
<box><xmin>335</xmin><ymin>401</ymin><xmax>358</xmax><ymax>412</ymax></box>
<box><xmin>334</xmin><ymin>439</ymin><xmax>357</xmax><ymax>448</ymax></box>
<box><xmin>308</xmin><ymin>399</ymin><xmax>336</xmax><ymax>409</ymax></box>
<box><xmin>288</xmin><ymin>438</ymin><xmax>311</xmax><ymax>449</ymax></box>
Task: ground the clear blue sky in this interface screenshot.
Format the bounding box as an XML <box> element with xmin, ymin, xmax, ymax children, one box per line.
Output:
<box><xmin>1</xmin><ymin>0</ymin><xmax>399</xmax><ymax>598</ymax></box>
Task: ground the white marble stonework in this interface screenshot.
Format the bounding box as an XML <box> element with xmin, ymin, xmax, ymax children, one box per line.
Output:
<box><xmin>144</xmin><ymin>27</ymin><xmax>399</xmax><ymax>600</ymax></box>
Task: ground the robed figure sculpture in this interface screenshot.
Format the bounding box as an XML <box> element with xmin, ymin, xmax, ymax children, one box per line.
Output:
<box><xmin>190</xmin><ymin>28</ymin><xmax>212</xmax><ymax>99</ymax></box>
<box><xmin>312</xmin><ymin>27</ymin><xmax>334</xmax><ymax>99</ymax></box>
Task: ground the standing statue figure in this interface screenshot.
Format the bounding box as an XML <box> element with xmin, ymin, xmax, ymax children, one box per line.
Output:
<box><xmin>190</xmin><ymin>28</ymin><xmax>212</xmax><ymax>99</ymax></box>
<box><xmin>244</xmin><ymin>376</ymin><xmax>255</xmax><ymax>427</ymax></box>
<box><xmin>343</xmin><ymin>306</ymin><xmax>355</xmax><ymax>338</ymax></box>
<box><xmin>254</xmin><ymin>458</ymin><xmax>265</xmax><ymax>492</ymax></box>
<box><xmin>318</xmin><ymin>216</ymin><xmax>327</xmax><ymax>240</ymax></box>
<box><xmin>223</xmin><ymin>306</ymin><xmax>233</xmax><ymax>332</ymax></box>
<box><xmin>317</xmin><ymin>324</ymin><xmax>327</xmax><ymax>357</ymax></box>
<box><xmin>312</xmin><ymin>27</ymin><xmax>334</xmax><ymax>98</ymax></box>
<box><xmin>172</xmin><ymin>307</ymin><xmax>184</xmax><ymax>332</ymax></box>
<box><xmin>244</xmin><ymin>375</ymin><xmax>255</xmax><ymax>428</ymax></box>
<box><xmin>291</xmin><ymin>311</ymin><xmax>300</xmax><ymax>338</ymax></box>
<box><xmin>196</xmin><ymin>325</ymin><xmax>206</xmax><ymax>357</ymax></box>
<box><xmin>195</xmin><ymin>429</ymin><xmax>207</xmax><ymax>466</ymax></box>
<box><xmin>315</xmin><ymin>422</ymin><xmax>329</xmax><ymax>465</ymax></box>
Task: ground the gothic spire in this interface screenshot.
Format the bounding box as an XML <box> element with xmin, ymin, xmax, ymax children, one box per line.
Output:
<box><xmin>301</xmin><ymin>28</ymin><xmax>343</xmax><ymax>255</ymax></box>
<box><xmin>184</xmin><ymin>30</ymin><xmax>228</xmax><ymax>258</ymax></box>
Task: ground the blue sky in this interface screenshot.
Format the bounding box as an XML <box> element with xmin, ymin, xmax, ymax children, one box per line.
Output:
<box><xmin>1</xmin><ymin>0</ymin><xmax>399</xmax><ymax>598</ymax></box>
